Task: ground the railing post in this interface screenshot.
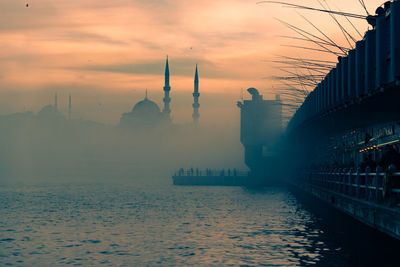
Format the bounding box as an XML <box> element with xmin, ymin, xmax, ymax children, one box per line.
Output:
<box><xmin>375</xmin><ymin>166</ymin><xmax>382</xmax><ymax>202</ymax></box>
<box><xmin>342</xmin><ymin>168</ymin><xmax>346</xmax><ymax>194</ymax></box>
<box><xmin>326</xmin><ymin>169</ymin><xmax>329</xmax><ymax>189</ymax></box>
<box><xmin>336</xmin><ymin>168</ymin><xmax>340</xmax><ymax>192</ymax></box>
<box><xmin>356</xmin><ymin>167</ymin><xmax>360</xmax><ymax>198</ymax></box>
<box><xmin>365</xmin><ymin>166</ymin><xmax>371</xmax><ymax>200</ymax></box>
<box><xmin>389</xmin><ymin>164</ymin><xmax>397</xmax><ymax>206</ymax></box>
<box><xmin>326</xmin><ymin>169</ymin><xmax>330</xmax><ymax>189</ymax></box>
<box><xmin>333</xmin><ymin>169</ymin><xmax>336</xmax><ymax>191</ymax></box>
<box><xmin>337</xmin><ymin>169</ymin><xmax>339</xmax><ymax>192</ymax></box>
<box><xmin>348</xmin><ymin>168</ymin><xmax>352</xmax><ymax>195</ymax></box>
<box><xmin>329</xmin><ymin>169</ymin><xmax>332</xmax><ymax>190</ymax></box>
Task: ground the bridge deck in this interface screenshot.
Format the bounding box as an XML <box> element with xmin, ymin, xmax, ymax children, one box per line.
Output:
<box><xmin>294</xmin><ymin>170</ymin><xmax>400</xmax><ymax>240</ymax></box>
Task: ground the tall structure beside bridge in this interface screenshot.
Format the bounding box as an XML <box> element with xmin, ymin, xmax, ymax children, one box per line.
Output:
<box><xmin>237</xmin><ymin>88</ymin><xmax>282</xmax><ymax>173</ymax></box>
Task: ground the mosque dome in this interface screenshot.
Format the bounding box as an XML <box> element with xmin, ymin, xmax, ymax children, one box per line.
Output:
<box><xmin>131</xmin><ymin>98</ymin><xmax>161</xmax><ymax>117</ymax></box>
<box><xmin>37</xmin><ymin>105</ymin><xmax>65</xmax><ymax>121</ymax></box>
<box><xmin>119</xmin><ymin>93</ymin><xmax>164</xmax><ymax>129</ymax></box>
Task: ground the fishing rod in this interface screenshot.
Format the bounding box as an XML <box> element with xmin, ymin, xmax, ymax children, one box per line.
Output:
<box><xmin>317</xmin><ymin>0</ymin><xmax>356</xmax><ymax>49</ymax></box>
<box><xmin>268</xmin><ymin>60</ymin><xmax>334</xmax><ymax>70</ymax></box>
<box><xmin>257</xmin><ymin>1</ymin><xmax>367</xmax><ymax>19</ymax></box>
<box><xmin>278</xmin><ymin>82</ymin><xmax>310</xmax><ymax>96</ymax></box>
<box><xmin>297</xmin><ymin>12</ymin><xmax>349</xmax><ymax>53</ymax></box>
<box><xmin>277</xmin><ymin>66</ymin><xmax>329</xmax><ymax>75</ymax></box>
<box><xmin>274</xmin><ymin>55</ymin><xmax>337</xmax><ymax>64</ymax></box>
<box><xmin>358</xmin><ymin>0</ymin><xmax>370</xmax><ymax>16</ymax></box>
<box><xmin>280</xmin><ymin>44</ymin><xmax>342</xmax><ymax>55</ymax></box>
<box><xmin>278</xmin><ymin>35</ymin><xmax>349</xmax><ymax>52</ymax></box>
<box><xmin>327</xmin><ymin>0</ymin><xmax>363</xmax><ymax>38</ymax></box>
<box><xmin>276</xmin><ymin>18</ymin><xmax>346</xmax><ymax>57</ymax></box>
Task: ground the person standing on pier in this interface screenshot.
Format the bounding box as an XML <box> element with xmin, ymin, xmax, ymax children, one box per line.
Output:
<box><xmin>379</xmin><ymin>145</ymin><xmax>400</xmax><ymax>170</ymax></box>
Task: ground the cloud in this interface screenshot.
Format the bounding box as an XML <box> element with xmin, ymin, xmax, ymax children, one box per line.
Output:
<box><xmin>74</xmin><ymin>57</ymin><xmax>215</xmax><ymax>77</ymax></box>
<box><xmin>0</xmin><ymin>0</ymin><xmax>385</xmax><ymax>97</ymax></box>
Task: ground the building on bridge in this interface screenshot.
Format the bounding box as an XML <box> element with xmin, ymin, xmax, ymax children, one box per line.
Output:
<box><xmin>237</xmin><ymin>88</ymin><xmax>282</xmax><ymax>174</ymax></box>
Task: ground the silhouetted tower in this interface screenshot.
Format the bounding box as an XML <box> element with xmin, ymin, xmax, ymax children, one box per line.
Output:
<box><xmin>163</xmin><ymin>56</ymin><xmax>171</xmax><ymax>119</ymax></box>
<box><xmin>68</xmin><ymin>93</ymin><xmax>71</xmax><ymax>120</ymax></box>
<box><xmin>192</xmin><ymin>64</ymin><xmax>200</xmax><ymax>124</ymax></box>
<box><xmin>54</xmin><ymin>93</ymin><xmax>58</xmax><ymax>109</ymax></box>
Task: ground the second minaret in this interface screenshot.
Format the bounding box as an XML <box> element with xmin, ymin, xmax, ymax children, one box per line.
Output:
<box><xmin>163</xmin><ymin>56</ymin><xmax>171</xmax><ymax>120</ymax></box>
<box><xmin>192</xmin><ymin>64</ymin><xmax>200</xmax><ymax>124</ymax></box>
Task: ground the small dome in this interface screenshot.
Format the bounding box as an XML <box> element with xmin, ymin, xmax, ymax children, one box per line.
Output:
<box><xmin>37</xmin><ymin>105</ymin><xmax>65</xmax><ymax>120</ymax></box>
<box><xmin>131</xmin><ymin>98</ymin><xmax>161</xmax><ymax>116</ymax></box>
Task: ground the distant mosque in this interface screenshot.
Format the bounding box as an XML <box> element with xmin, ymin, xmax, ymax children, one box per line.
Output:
<box><xmin>11</xmin><ymin>57</ymin><xmax>200</xmax><ymax>129</ymax></box>
<box><xmin>37</xmin><ymin>93</ymin><xmax>71</xmax><ymax>122</ymax></box>
<box><xmin>120</xmin><ymin>57</ymin><xmax>200</xmax><ymax>129</ymax></box>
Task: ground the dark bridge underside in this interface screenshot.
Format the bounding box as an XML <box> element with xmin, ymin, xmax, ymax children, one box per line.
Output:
<box><xmin>289</xmin><ymin>83</ymin><xmax>400</xmax><ymax>139</ymax></box>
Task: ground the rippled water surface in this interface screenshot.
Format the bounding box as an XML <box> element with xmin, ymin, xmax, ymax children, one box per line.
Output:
<box><xmin>0</xmin><ymin>184</ymin><xmax>398</xmax><ymax>266</ymax></box>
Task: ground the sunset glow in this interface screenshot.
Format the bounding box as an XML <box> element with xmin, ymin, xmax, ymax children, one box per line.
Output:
<box><xmin>0</xmin><ymin>0</ymin><xmax>384</xmax><ymax>97</ymax></box>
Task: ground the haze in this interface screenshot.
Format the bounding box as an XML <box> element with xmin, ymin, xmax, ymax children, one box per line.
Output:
<box><xmin>0</xmin><ymin>0</ymin><xmax>384</xmax><ymax>184</ymax></box>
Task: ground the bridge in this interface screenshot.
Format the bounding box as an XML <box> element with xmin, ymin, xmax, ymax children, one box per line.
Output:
<box><xmin>293</xmin><ymin>167</ymin><xmax>400</xmax><ymax>240</ymax></box>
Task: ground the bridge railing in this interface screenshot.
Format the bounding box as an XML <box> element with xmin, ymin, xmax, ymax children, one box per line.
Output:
<box><xmin>302</xmin><ymin>167</ymin><xmax>400</xmax><ymax>206</ymax></box>
<box><xmin>173</xmin><ymin>169</ymin><xmax>249</xmax><ymax>177</ymax></box>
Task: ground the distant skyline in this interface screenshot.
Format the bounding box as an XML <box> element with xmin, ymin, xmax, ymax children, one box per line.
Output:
<box><xmin>0</xmin><ymin>0</ymin><xmax>383</xmax><ymax>97</ymax></box>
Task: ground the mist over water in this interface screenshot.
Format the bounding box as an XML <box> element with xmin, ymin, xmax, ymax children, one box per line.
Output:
<box><xmin>0</xmin><ymin>90</ymin><xmax>245</xmax><ymax>185</ymax></box>
<box><xmin>3</xmin><ymin>0</ymin><xmax>400</xmax><ymax>265</ymax></box>
<box><xmin>0</xmin><ymin>184</ymin><xmax>351</xmax><ymax>266</ymax></box>
<box><xmin>1</xmin><ymin>90</ymin><xmax>398</xmax><ymax>266</ymax></box>
<box><xmin>0</xmin><ymin>123</ymin><xmax>243</xmax><ymax>185</ymax></box>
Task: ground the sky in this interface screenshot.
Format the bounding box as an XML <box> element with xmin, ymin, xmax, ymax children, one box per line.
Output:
<box><xmin>0</xmin><ymin>0</ymin><xmax>384</xmax><ymax>123</ymax></box>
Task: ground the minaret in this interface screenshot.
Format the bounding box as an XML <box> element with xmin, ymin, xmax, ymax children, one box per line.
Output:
<box><xmin>54</xmin><ymin>93</ymin><xmax>58</xmax><ymax>109</ymax></box>
<box><xmin>68</xmin><ymin>93</ymin><xmax>71</xmax><ymax>120</ymax></box>
<box><xmin>162</xmin><ymin>56</ymin><xmax>171</xmax><ymax>120</ymax></box>
<box><xmin>192</xmin><ymin>64</ymin><xmax>200</xmax><ymax>124</ymax></box>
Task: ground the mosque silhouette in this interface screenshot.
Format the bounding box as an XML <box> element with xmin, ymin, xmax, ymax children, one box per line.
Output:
<box><xmin>120</xmin><ymin>57</ymin><xmax>200</xmax><ymax>129</ymax></box>
<box><xmin>14</xmin><ymin>57</ymin><xmax>200</xmax><ymax>129</ymax></box>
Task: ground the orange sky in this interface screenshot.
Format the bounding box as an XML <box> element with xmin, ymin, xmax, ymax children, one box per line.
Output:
<box><xmin>0</xmin><ymin>0</ymin><xmax>385</xmax><ymax>98</ymax></box>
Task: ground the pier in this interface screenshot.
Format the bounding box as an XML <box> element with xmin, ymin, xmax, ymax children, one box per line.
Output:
<box><xmin>293</xmin><ymin>168</ymin><xmax>400</xmax><ymax>240</ymax></box>
<box><xmin>172</xmin><ymin>169</ymin><xmax>249</xmax><ymax>186</ymax></box>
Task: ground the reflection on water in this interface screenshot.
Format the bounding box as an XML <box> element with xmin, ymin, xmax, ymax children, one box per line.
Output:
<box><xmin>0</xmin><ymin>184</ymin><xmax>398</xmax><ymax>266</ymax></box>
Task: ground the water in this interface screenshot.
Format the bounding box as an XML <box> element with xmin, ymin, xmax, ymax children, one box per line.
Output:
<box><xmin>0</xmin><ymin>183</ymin><xmax>399</xmax><ymax>266</ymax></box>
